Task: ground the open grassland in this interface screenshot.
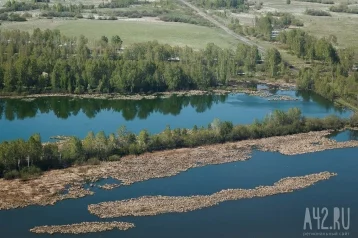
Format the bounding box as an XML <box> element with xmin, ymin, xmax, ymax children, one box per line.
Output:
<box><xmin>299</xmin><ymin>13</ymin><xmax>358</xmax><ymax>50</ymax></box>
<box><xmin>1</xmin><ymin>19</ymin><xmax>238</xmax><ymax>49</ymax></box>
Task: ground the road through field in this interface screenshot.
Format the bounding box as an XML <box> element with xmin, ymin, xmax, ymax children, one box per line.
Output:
<box><xmin>178</xmin><ymin>0</ymin><xmax>266</xmax><ymax>53</ymax></box>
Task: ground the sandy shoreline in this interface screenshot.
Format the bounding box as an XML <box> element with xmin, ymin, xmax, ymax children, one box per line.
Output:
<box><xmin>88</xmin><ymin>172</ymin><xmax>336</xmax><ymax>218</ymax></box>
<box><xmin>0</xmin><ymin>129</ymin><xmax>356</xmax><ymax>210</ymax></box>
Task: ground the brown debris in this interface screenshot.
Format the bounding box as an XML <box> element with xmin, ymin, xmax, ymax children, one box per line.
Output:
<box><xmin>98</xmin><ymin>183</ymin><xmax>121</xmax><ymax>190</ymax></box>
<box><xmin>30</xmin><ymin>221</ymin><xmax>135</xmax><ymax>234</ymax></box>
<box><xmin>240</xmin><ymin>90</ymin><xmax>298</xmax><ymax>101</ymax></box>
<box><xmin>255</xmin><ymin>130</ymin><xmax>358</xmax><ymax>155</ymax></box>
<box><xmin>0</xmin><ymin>89</ymin><xmax>230</xmax><ymax>101</ymax></box>
<box><xmin>58</xmin><ymin>185</ymin><xmax>94</xmax><ymax>200</ymax></box>
<box><xmin>88</xmin><ymin>172</ymin><xmax>336</xmax><ymax>218</ymax></box>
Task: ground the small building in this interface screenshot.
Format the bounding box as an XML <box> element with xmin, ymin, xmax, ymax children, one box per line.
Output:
<box><xmin>271</xmin><ymin>30</ymin><xmax>280</xmax><ymax>38</ymax></box>
<box><xmin>168</xmin><ymin>57</ymin><xmax>180</xmax><ymax>62</ymax></box>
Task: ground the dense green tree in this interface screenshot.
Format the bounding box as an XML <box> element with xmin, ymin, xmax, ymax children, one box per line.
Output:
<box><xmin>60</xmin><ymin>137</ymin><xmax>83</xmax><ymax>164</ymax></box>
<box><xmin>83</xmin><ymin>131</ymin><xmax>95</xmax><ymax>158</ymax></box>
<box><xmin>265</xmin><ymin>48</ymin><xmax>281</xmax><ymax>77</ymax></box>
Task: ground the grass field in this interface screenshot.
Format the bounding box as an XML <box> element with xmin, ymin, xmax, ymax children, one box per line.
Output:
<box><xmin>300</xmin><ymin>13</ymin><xmax>358</xmax><ymax>50</ymax></box>
<box><xmin>1</xmin><ymin>19</ymin><xmax>238</xmax><ymax>49</ymax></box>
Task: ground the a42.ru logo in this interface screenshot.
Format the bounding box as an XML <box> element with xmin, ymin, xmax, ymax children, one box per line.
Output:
<box><xmin>303</xmin><ymin>207</ymin><xmax>350</xmax><ymax>231</ymax></box>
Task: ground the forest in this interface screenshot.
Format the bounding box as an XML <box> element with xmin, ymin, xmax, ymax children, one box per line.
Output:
<box><xmin>0</xmin><ymin>29</ymin><xmax>288</xmax><ymax>95</ymax></box>
<box><xmin>0</xmin><ymin>108</ymin><xmax>356</xmax><ymax>179</ymax></box>
<box><xmin>276</xmin><ymin>29</ymin><xmax>358</xmax><ymax>107</ymax></box>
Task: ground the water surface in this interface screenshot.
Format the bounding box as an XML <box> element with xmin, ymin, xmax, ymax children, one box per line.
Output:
<box><xmin>0</xmin><ymin>91</ymin><xmax>351</xmax><ymax>142</ymax></box>
<box><xmin>328</xmin><ymin>129</ymin><xmax>358</xmax><ymax>142</ymax></box>
<box><xmin>0</xmin><ymin>148</ymin><xmax>357</xmax><ymax>238</ymax></box>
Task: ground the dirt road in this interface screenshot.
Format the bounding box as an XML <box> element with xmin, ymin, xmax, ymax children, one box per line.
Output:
<box><xmin>178</xmin><ymin>0</ymin><xmax>266</xmax><ymax>53</ymax></box>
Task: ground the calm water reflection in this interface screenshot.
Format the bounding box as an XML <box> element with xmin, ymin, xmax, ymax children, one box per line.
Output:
<box><xmin>0</xmin><ymin>91</ymin><xmax>352</xmax><ymax>142</ymax></box>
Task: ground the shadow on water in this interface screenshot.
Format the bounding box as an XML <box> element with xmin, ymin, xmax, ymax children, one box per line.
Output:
<box><xmin>0</xmin><ymin>148</ymin><xmax>357</xmax><ymax>238</ymax></box>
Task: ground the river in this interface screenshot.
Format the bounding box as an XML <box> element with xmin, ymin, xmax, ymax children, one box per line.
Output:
<box><xmin>0</xmin><ymin>90</ymin><xmax>351</xmax><ymax>142</ymax></box>
<box><xmin>0</xmin><ymin>148</ymin><xmax>356</xmax><ymax>237</ymax></box>
<box><xmin>0</xmin><ymin>89</ymin><xmax>356</xmax><ymax>237</ymax></box>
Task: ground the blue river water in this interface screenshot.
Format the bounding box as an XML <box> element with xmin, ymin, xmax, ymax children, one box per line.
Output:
<box><xmin>0</xmin><ymin>89</ymin><xmax>356</xmax><ymax>237</ymax></box>
<box><xmin>0</xmin><ymin>149</ymin><xmax>357</xmax><ymax>238</ymax></box>
<box><xmin>0</xmin><ymin>90</ymin><xmax>352</xmax><ymax>142</ymax></box>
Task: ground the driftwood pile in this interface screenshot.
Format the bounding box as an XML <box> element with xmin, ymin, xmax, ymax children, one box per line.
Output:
<box><xmin>268</xmin><ymin>95</ymin><xmax>299</xmax><ymax>101</ymax></box>
<box><xmin>241</xmin><ymin>90</ymin><xmax>298</xmax><ymax>101</ymax></box>
<box><xmin>59</xmin><ymin>185</ymin><xmax>94</xmax><ymax>200</ymax></box>
<box><xmin>98</xmin><ymin>183</ymin><xmax>121</xmax><ymax>190</ymax></box>
<box><xmin>30</xmin><ymin>221</ymin><xmax>135</xmax><ymax>234</ymax></box>
<box><xmin>88</xmin><ymin>172</ymin><xmax>336</xmax><ymax>218</ymax></box>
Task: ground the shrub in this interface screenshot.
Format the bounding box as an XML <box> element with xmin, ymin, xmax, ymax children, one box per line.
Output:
<box><xmin>305</xmin><ymin>9</ymin><xmax>331</xmax><ymax>16</ymax></box>
<box><xmin>22</xmin><ymin>12</ymin><xmax>32</xmax><ymax>18</ymax></box>
<box><xmin>108</xmin><ymin>155</ymin><xmax>121</xmax><ymax>161</ymax></box>
<box><xmin>87</xmin><ymin>14</ymin><xmax>95</xmax><ymax>19</ymax></box>
<box><xmin>20</xmin><ymin>166</ymin><xmax>42</xmax><ymax>180</ymax></box>
<box><xmin>107</xmin><ymin>16</ymin><xmax>117</xmax><ymax>20</ymax></box>
<box><xmin>159</xmin><ymin>12</ymin><xmax>212</xmax><ymax>27</ymax></box>
<box><xmin>87</xmin><ymin>157</ymin><xmax>101</xmax><ymax>165</ymax></box>
<box><xmin>128</xmin><ymin>143</ymin><xmax>141</xmax><ymax>155</ymax></box>
<box><xmin>4</xmin><ymin>170</ymin><xmax>20</xmax><ymax>180</ymax></box>
<box><xmin>323</xmin><ymin>115</ymin><xmax>344</xmax><ymax>129</ymax></box>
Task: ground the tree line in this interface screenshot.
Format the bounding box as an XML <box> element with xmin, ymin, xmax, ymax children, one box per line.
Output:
<box><xmin>1</xmin><ymin>108</ymin><xmax>356</xmax><ymax>179</ymax></box>
<box><xmin>0</xmin><ymin>29</ymin><xmax>287</xmax><ymax>95</ymax></box>
<box><xmin>195</xmin><ymin>0</ymin><xmax>248</xmax><ymax>10</ymax></box>
<box><xmin>229</xmin><ymin>13</ymin><xmax>303</xmax><ymax>41</ymax></box>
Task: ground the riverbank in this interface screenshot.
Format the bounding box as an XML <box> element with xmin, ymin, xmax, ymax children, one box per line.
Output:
<box><xmin>0</xmin><ymin>129</ymin><xmax>357</xmax><ymax>210</ymax></box>
<box><xmin>0</xmin><ymin>90</ymin><xmax>230</xmax><ymax>100</ymax></box>
<box><xmin>0</xmin><ymin>80</ymin><xmax>296</xmax><ymax>101</ymax></box>
<box><xmin>30</xmin><ymin>222</ymin><xmax>135</xmax><ymax>234</ymax></box>
<box><xmin>88</xmin><ymin>172</ymin><xmax>336</xmax><ymax>218</ymax></box>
